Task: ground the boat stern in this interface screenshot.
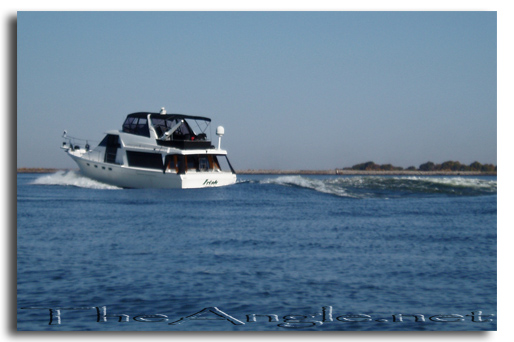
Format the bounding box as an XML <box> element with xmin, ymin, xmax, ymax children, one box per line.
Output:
<box><xmin>179</xmin><ymin>172</ymin><xmax>237</xmax><ymax>189</ymax></box>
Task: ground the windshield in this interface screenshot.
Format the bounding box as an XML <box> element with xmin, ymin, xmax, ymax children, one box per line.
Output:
<box><xmin>151</xmin><ymin>117</ymin><xmax>192</xmax><ymax>137</ymax></box>
<box><xmin>122</xmin><ymin>117</ymin><xmax>150</xmax><ymax>137</ymax></box>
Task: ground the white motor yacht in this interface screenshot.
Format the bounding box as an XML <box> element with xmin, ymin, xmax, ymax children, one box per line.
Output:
<box><xmin>61</xmin><ymin>108</ymin><xmax>237</xmax><ymax>188</ymax></box>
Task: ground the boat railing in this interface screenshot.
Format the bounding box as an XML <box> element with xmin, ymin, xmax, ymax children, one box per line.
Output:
<box><xmin>123</xmin><ymin>144</ymin><xmax>170</xmax><ymax>153</ymax></box>
<box><xmin>61</xmin><ymin>131</ymin><xmax>98</xmax><ymax>153</ymax></box>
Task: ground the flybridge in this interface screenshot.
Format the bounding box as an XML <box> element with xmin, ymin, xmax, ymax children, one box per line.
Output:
<box><xmin>122</xmin><ymin>111</ymin><xmax>214</xmax><ymax>150</ymax></box>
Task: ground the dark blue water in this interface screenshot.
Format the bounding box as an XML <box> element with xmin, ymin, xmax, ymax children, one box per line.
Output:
<box><xmin>17</xmin><ymin>172</ymin><xmax>497</xmax><ymax>331</ymax></box>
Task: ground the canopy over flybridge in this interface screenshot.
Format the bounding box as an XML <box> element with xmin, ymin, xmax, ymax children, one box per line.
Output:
<box><xmin>121</xmin><ymin>109</ymin><xmax>215</xmax><ymax>150</ymax></box>
<box><xmin>126</xmin><ymin>112</ymin><xmax>212</xmax><ymax>122</ymax></box>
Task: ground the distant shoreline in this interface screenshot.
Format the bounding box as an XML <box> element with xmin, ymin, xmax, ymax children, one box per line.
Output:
<box><xmin>237</xmin><ymin>169</ymin><xmax>496</xmax><ymax>176</ymax></box>
<box><xmin>17</xmin><ymin>167</ymin><xmax>496</xmax><ymax>176</ymax></box>
<box><xmin>17</xmin><ymin>168</ymin><xmax>72</xmax><ymax>173</ymax></box>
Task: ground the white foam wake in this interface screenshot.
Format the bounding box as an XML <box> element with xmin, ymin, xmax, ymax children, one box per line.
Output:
<box><xmin>399</xmin><ymin>176</ymin><xmax>497</xmax><ymax>190</ymax></box>
<box><xmin>31</xmin><ymin>171</ymin><xmax>121</xmax><ymax>190</ymax></box>
<box><xmin>261</xmin><ymin>176</ymin><xmax>352</xmax><ymax>197</ymax></box>
<box><xmin>259</xmin><ymin>175</ymin><xmax>496</xmax><ymax>198</ymax></box>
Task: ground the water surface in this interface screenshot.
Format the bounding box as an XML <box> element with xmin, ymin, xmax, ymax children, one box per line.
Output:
<box><xmin>17</xmin><ymin>172</ymin><xmax>497</xmax><ymax>331</ymax></box>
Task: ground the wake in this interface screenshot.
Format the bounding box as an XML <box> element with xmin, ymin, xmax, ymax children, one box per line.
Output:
<box><xmin>259</xmin><ymin>175</ymin><xmax>497</xmax><ymax>198</ymax></box>
<box><xmin>31</xmin><ymin>170</ymin><xmax>121</xmax><ymax>190</ymax></box>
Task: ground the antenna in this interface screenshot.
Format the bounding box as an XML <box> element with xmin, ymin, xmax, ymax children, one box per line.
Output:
<box><xmin>216</xmin><ymin>126</ymin><xmax>225</xmax><ymax>150</ymax></box>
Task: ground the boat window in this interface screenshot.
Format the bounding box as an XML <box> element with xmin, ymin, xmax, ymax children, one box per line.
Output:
<box><xmin>186</xmin><ymin>155</ymin><xmax>197</xmax><ymax>170</ymax></box>
<box><xmin>122</xmin><ymin>117</ymin><xmax>150</xmax><ymax>137</ymax></box>
<box><xmin>199</xmin><ymin>157</ymin><xmax>209</xmax><ymax>171</ymax></box>
<box><xmin>151</xmin><ymin>117</ymin><xmax>194</xmax><ymax>140</ymax></box>
<box><xmin>98</xmin><ymin>134</ymin><xmax>120</xmax><ymax>148</ymax></box>
<box><xmin>104</xmin><ymin>135</ymin><xmax>121</xmax><ymax>164</ymax></box>
<box><xmin>98</xmin><ymin>135</ymin><xmax>108</xmax><ymax>146</ymax></box>
<box><xmin>151</xmin><ymin>118</ymin><xmax>173</xmax><ymax>138</ymax></box>
<box><xmin>175</xmin><ymin>121</ymin><xmax>191</xmax><ymax>137</ymax></box>
<box><xmin>214</xmin><ymin>155</ymin><xmax>235</xmax><ymax>173</ymax></box>
<box><xmin>177</xmin><ymin>155</ymin><xmax>185</xmax><ymax>174</ymax></box>
<box><xmin>129</xmin><ymin>117</ymin><xmax>137</xmax><ymax>130</ymax></box>
<box><xmin>126</xmin><ymin>151</ymin><xmax>163</xmax><ymax>170</ymax></box>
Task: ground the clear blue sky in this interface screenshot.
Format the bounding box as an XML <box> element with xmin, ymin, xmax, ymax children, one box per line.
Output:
<box><xmin>17</xmin><ymin>11</ymin><xmax>497</xmax><ymax>170</ymax></box>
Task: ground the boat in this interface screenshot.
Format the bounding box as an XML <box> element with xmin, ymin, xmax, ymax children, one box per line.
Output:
<box><xmin>61</xmin><ymin>108</ymin><xmax>237</xmax><ymax>188</ymax></box>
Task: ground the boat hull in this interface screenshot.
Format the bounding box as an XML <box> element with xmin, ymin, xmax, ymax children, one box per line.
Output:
<box><xmin>69</xmin><ymin>153</ymin><xmax>237</xmax><ymax>189</ymax></box>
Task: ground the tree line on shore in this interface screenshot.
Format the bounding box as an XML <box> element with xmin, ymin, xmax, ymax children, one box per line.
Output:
<box><xmin>346</xmin><ymin>161</ymin><xmax>496</xmax><ymax>172</ymax></box>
